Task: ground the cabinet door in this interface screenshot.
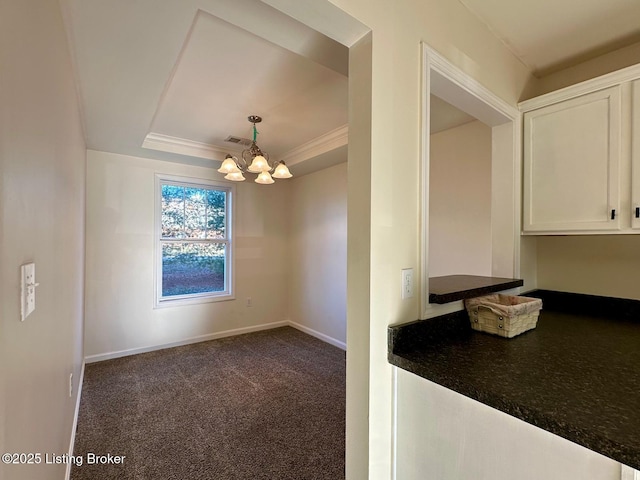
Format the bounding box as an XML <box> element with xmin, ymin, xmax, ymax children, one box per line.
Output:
<box><xmin>632</xmin><ymin>80</ymin><xmax>640</xmax><ymax>230</ymax></box>
<box><xmin>523</xmin><ymin>86</ymin><xmax>621</xmax><ymax>233</ymax></box>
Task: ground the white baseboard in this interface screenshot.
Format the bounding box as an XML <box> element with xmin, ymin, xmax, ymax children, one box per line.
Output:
<box><xmin>84</xmin><ymin>321</ymin><xmax>288</xmax><ymax>363</ymax></box>
<box><xmin>287</xmin><ymin>320</ymin><xmax>346</xmax><ymax>350</ymax></box>
<box><xmin>65</xmin><ymin>361</ymin><xmax>85</xmax><ymax>480</ymax></box>
<box><xmin>84</xmin><ymin>320</ymin><xmax>346</xmax><ymax>364</ymax></box>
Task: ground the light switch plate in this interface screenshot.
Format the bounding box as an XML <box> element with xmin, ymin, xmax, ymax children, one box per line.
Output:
<box><xmin>21</xmin><ymin>263</ymin><xmax>36</xmax><ymax>321</ymax></box>
<box><xmin>401</xmin><ymin>268</ymin><xmax>414</xmax><ymax>299</ymax></box>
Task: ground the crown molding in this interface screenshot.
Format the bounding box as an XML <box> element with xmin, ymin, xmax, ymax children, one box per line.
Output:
<box><xmin>142</xmin><ymin>133</ymin><xmax>238</xmax><ymax>161</ymax></box>
<box><xmin>279</xmin><ymin>124</ymin><xmax>348</xmax><ymax>166</ymax></box>
<box><xmin>143</xmin><ymin>126</ymin><xmax>348</xmax><ymax>166</ymax></box>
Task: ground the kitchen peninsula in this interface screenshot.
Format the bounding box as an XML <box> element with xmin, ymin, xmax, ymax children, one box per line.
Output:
<box><xmin>389</xmin><ymin>290</ymin><xmax>640</xmax><ymax>471</ymax></box>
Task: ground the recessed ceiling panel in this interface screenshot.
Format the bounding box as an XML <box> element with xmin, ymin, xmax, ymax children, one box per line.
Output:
<box><xmin>148</xmin><ymin>10</ymin><xmax>348</xmax><ymax>158</ymax></box>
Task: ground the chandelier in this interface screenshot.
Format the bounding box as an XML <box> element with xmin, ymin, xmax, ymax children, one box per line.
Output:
<box><xmin>218</xmin><ymin>115</ymin><xmax>293</xmax><ymax>184</ymax></box>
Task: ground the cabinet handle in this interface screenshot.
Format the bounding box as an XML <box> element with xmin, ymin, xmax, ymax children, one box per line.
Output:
<box><xmin>611</xmin><ymin>209</ymin><xmax>616</xmax><ymax>220</ymax></box>
<box><xmin>636</xmin><ymin>207</ymin><xmax>639</xmax><ymax>219</ymax></box>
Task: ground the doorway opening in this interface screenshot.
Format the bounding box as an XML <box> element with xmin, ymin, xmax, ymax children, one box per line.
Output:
<box><xmin>246</xmin><ymin>4</ymin><xmax>372</xmax><ymax>477</ymax></box>
<box><xmin>420</xmin><ymin>44</ymin><xmax>521</xmax><ymax>319</ymax></box>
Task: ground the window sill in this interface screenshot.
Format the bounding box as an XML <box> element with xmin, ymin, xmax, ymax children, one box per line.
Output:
<box><xmin>154</xmin><ymin>293</ymin><xmax>235</xmax><ymax>309</ymax></box>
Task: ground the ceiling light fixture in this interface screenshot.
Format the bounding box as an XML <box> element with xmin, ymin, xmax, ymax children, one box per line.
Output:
<box><xmin>218</xmin><ymin>115</ymin><xmax>293</xmax><ymax>184</ymax></box>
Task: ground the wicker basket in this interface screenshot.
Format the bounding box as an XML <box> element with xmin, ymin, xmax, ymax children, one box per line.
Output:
<box><xmin>464</xmin><ymin>294</ymin><xmax>542</xmax><ymax>338</ymax></box>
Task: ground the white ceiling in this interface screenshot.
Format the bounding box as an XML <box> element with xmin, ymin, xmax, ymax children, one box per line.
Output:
<box><xmin>61</xmin><ymin>0</ymin><xmax>350</xmax><ymax>175</ymax></box>
<box><xmin>149</xmin><ymin>11</ymin><xmax>348</xmax><ymax>158</ymax></box>
<box><xmin>60</xmin><ymin>0</ymin><xmax>640</xmax><ymax>174</ymax></box>
<box><xmin>458</xmin><ymin>0</ymin><xmax>640</xmax><ymax>76</ymax></box>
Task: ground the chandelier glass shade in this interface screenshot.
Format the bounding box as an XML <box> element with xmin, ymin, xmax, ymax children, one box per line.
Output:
<box><xmin>218</xmin><ymin>115</ymin><xmax>293</xmax><ymax>184</ymax></box>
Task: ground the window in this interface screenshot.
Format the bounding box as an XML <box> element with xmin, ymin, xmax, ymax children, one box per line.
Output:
<box><xmin>156</xmin><ymin>175</ymin><xmax>234</xmax><ymax>306</ymax></box>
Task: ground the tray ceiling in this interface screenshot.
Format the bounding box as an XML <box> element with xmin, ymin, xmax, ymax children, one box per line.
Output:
<box><xmin>61</xmin><ymin>0</ymin><xmax>349</xmax><ymax>174</ymax></box>
<box><xmin>61</xmin><ymin>0</ymin><xmax>640</xmax><ymax>172</ymax></box>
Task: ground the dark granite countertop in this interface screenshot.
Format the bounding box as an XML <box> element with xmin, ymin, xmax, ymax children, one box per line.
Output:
<box><xmin>388</xmin><ymin>292</ymin><xmax>640</xmax><ymax>470</ymax></box>
<box><xmin>429</xmin><ymin>275</ymin><xmax>524</xmax><ymax>304</ymax></box>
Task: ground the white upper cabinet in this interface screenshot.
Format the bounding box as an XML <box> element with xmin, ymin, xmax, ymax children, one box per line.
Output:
<box><xmin>523</xmin><ymin>87</ymin><xmax>621</xmax><ymax>233</ymax></box>
<box><xmin>632</xmin><ymin>79</ymin><xmax>640</xmax><ymax>230</ymax></box>
<box><xmin>521</xmin><ymin>65</ymin><xmax>640</xmax><ymax>235</ymax></box>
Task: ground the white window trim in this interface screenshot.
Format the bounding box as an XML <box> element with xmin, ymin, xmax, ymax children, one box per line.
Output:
<box><xmin>154</xmin><ymin>174</ymin><xmax>235</xmax><ymax>308</ymax></box>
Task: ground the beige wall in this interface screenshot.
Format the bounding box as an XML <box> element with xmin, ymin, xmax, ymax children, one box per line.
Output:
<box><xmin>84</xmin><ymin>150</ymin><xmax>289</xmax><ymax>359</ymax></box>
<box><xmin>528</xmin><ymin>41</ymin><xmax>640</xmax><ymax>98</ymax></box>
<box><xmin>84</xmin><ymin>150</ymin><xmax>349</xmax><ymax>359</ymax></box>
<box><xmin>536</xmin><ymin>235</ymin><xmax>640</xmax><ymax>300</ymax></box>
<box><xmin>0</xmin><ymin>0</ymin><xmax>86</xmax><ymax>479</ymax></box>
<box><xmin>77</xmin><ymin>0</ymin><xmax>540</xmax><ymax>474</ymax></box>
<box><xmin>345</xmin><ymin>31</ymin><xmax>373</xmax><ymax>479</ymax></box>
<box><xmin>429</xmin><ymin>120</ymin><xmax>492</xmax><ymax>277</ymax></box>
<box><xmin>288</xmin><ymin>162</ymin><xmax>347</xmax><ymax>346</ymax></box>
<box><xmin>296</xmin><ymin>0</ymin><xmax>534</xmax><ymax>477</ymax></box>
<box><xmin>6</xmin><ymin>2</ymin><xmax>633</xmax><ymax>479</ymax></box>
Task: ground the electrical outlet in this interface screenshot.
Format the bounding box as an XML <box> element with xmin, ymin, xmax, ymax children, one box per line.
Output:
<box><xmin>401</xmin><ymin>268</ymin><xmax>414</xmax><ymax>299</ymax></box>
<box><xmin>20</xmin><ymin>263</ymin><xmax>39</xmax><ymax>321</ymax></box>
<box><xmin>246</xmin><ymin>297</ymin><xmax>252</xmax><ymax>307</ymax></box>
<box><xmin>69</xmin><ymin>373</ymin><xmax>73</xmax><ymax>397</ymax></box>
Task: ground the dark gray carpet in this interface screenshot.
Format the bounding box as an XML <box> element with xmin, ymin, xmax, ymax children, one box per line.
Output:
<box><xmin>71</xmin><ymin>327</ymin><xmax>345</xmax><ymax>480</ymax></box>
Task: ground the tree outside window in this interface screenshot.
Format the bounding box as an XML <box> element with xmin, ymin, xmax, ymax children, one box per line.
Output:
<box><xmin>156</xmin><ymin>176</ymin><xmax>233</xmax><ymax>305</ymax></box>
